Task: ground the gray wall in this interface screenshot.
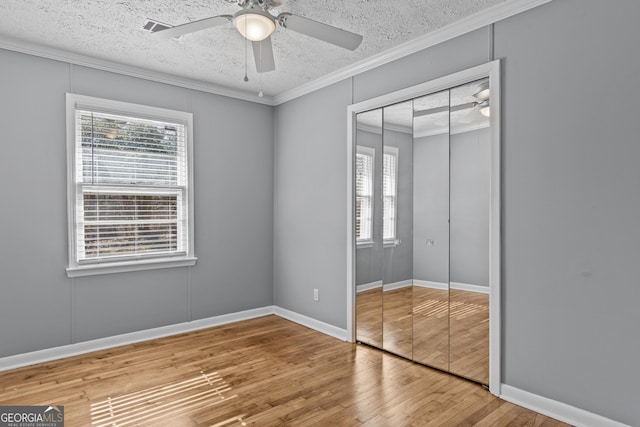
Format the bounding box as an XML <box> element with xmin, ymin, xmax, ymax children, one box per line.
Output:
<box><xmin>450</xmin><ymin>127</ymin><xmax>490</xmax><ymax>287</ymax></box>
<box><xmin>495</xmin><ymin>1</ymin><xmax>640</xmax><ymax>424</ymax></box>
<box><xmin>1</xmin><ymin>0</ymin><xmax>639</xmax><ymax>424</ymax></box>
<box><xmin>355</xmin><ymin>129</ymin><xmax>383</xmax><ymax>287</ymax></box>
<box><xmin>355</xmin><ymin>127</ymin><xmax>413</xmax><ymax>287</ymax></box>
<box><xmin>0</xmin><ymin>48</ymin><xmax>274</xmax><ymax>356</ymax></box>
<box><xmin>273</xmin><ymin>79</ymin><xmax>352</xmax><ymax>327</ymax></box>
<box><xmin>413</xmin><ymin>133</ymin><xmax>449</xmax><ymax>284</ymax></box>
<box><xmin>382</xmin><ymin>128</ymin><xmax>413</xmax><ymax>285</ymax></box>
<box><xmin>274</xmin><ymin>0</ymin><xmax>640</xmax><ymax>424</ymax></box>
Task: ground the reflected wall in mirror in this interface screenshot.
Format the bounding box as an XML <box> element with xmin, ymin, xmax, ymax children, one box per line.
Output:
<box><xmin>355</xmin><ymin>109</ymin><xmax>383</xmax><ymax>348</ymax></box>
<box><xmin>412</xmin><ymin>89</ymin><xmax>450</xmax><ymax>371</ymax></box>
<box><xmin>382</xmin><ymin>101</ymin><xmax>413</xmax><ymax>359</ymax></box>
<box><xmin>448</xmin><ymin>79</ymin><xmax>490</xmax><ymax>384</ymax></box>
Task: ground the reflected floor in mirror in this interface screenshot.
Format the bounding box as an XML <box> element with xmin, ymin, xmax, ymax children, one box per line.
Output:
<box><xmin>382</xmin><ymin>286</ymin><xmax>413</xmax><ymax>359</ymax></box>
<box><xmin>0</xmin><ymin>315</ymin><xmax>568</xmax><ymax>426</ymax></box>
<box><xmin>449</xmin><ymin>288</ymin><xmax>490</xmax><ymax>384</ymax></box>
<box><xmin>412</xmin><ymin>286</ymin><xmax>450</xmax><ymax>372</ymax></box>
<box><xmin>355</xmin><ymin>287</ymin><xmax>383</xmax><ymax>347</ymax></box>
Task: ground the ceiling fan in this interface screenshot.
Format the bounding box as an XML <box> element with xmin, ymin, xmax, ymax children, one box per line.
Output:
<box><xmin>145</xmin><ymin>0</ymin><xmax>363</xmax><ymax>74</ymax></box>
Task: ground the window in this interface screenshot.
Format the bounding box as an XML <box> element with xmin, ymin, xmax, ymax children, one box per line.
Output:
<box><xmin>355</xmin><ymin>146</ymin><xmax>374</xmax><ymax>245</ymax></box>
<box><xmin>66</xmin><ymin>94</ymin><xmax>196</xmax><ymax>277</ymax></box>
<box><xmin>383</xmin><ymin>146</ymin><xmax>398</xmax><ymax>243</ymax></box>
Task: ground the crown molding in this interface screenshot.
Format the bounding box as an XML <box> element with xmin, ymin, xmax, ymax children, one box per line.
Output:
<box><xmin>0</xmin><ymin>36</ymin><xmax>276</xmax><ymax>106</ymax></box>
<box><xmin>272</xmin><ymin>0</ymin><xmax>552</xmax><ymax>105</ymax></box>
<box><xmin>0</xmin><ymin>0</ymin><xmax>551</xmax><ymax>107</ymax></box>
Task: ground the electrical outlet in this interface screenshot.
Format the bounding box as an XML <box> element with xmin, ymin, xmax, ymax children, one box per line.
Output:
<box><xmin>313</xmin><ymin>288</ymin><xmax>319</xmax><ymax>301</ymax></box>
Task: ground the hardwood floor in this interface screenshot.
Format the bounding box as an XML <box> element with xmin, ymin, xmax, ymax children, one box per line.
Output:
<box><xmin>0</xmin><ymin>316</ymin><xmax>569</xmax><ymax>426</ymax></box>
<box><xmin>357</xmin><ymin>285</ymin><xmax>490</xmax><ymax>385</ymax></box>
<box><xmin>356</xmin><ymin>287</ymin><xmax>383</xmax><ymax>348</ymax></box>
<box><xmin>449</xmin><ymin>289</ymin><xmax>489</xmax><ymax>384</ymax></box>
<box><xmin>412</xmin><ymin>286</ymin><xmax>450</xmax><ymax>373</ymax></box>
<box><xmin>382</xmin><ymin>286</ymin><xmax>413</xmax><ymax>359</ymax></box>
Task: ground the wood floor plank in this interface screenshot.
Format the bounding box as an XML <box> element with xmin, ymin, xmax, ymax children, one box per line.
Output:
<box><xmin>0</xmin><ymin>315</ymin><xmax>569</xmax><ymax>426</ymax></box>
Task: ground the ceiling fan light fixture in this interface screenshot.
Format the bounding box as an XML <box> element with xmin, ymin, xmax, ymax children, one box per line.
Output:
<box><xmin>234</xmin><ymin>9</ymin><xmax>276</xmax><ymax>41</ymax></box>
<box><xmin>473</xmin><ymin>81</ymin><xmax>490</xmax><ymax>102</ymax></box>
<box><xmin>479</xmin><ymin>101</ymin><xmax>490</xmax><ymax>117</ymax></box>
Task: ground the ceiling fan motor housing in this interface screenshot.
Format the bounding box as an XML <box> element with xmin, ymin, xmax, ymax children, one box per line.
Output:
<box><xmin>233</xmin><ymin>3</ymin><xmax>277</xmax><ymax>42</ymax></box>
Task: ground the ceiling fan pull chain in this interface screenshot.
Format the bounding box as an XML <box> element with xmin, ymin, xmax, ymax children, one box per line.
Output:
<box><xmin>258</xmin><ymin>41</ymin><xmax>264</xmax><ymax>97</ymax></box>
<box><xmin>244</xmin><ymin>17</ymin><xmax>249</xmax><ymax>82</ymax></box>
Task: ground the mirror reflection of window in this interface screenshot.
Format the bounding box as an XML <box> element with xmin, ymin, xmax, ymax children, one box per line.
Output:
<box><xmin>382</xmin><ymin>146</ymin><xmax>398</xmax><ymax>244</ymax></box>
<box><xmin>355</xmin><ymin>145</ymin><xmax>375</xmax><ymax>245</ymax></box>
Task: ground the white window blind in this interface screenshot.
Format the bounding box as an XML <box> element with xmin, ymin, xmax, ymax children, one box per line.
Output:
<box><xmin>67</xmin><ymin>94</ymin><xmax>195</xmax><ymax>276</ymax></box>
<box><xmin>355</xmin><ymin>146</ymin><xmax>374</xmax><ymax>244</ymax></box>
<box><xmin>383</xmin><ymin>146</ymin><xmax>398</xmax><ymax>242</ymax></box>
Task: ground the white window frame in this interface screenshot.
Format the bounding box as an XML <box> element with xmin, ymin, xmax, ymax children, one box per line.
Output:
<box><xmin>66</xmin><ymin>93</ymin><xmax>196</xmax><ymax>277</ymax></box>
<box><xmin>382</xmin><ymin>146</ymin><xmax>399</xmax><ymax>246</ymax></box>
<box><xmin>355</xmin><ymin>145</ymin><xmax>375</xmax><ymax>246</ymax></box>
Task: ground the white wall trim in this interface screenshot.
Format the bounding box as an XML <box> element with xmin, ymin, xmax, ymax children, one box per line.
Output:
<box><xmin>1</xmin><ymin>1</ymin><xmax>549</xmax><ymax>107</ymax></box>
<box><xmin>273</xmin><ymin>307</ymin><xmax>349</xmax><ymax>341</ymax></box>
<box><xmin>450</xmin><ymin>282</ymin><xmax>490</xmax><ymax>294</ymax></box>
<box><xmin>382</xmin><ymin>279</ymin><xmax>413</xmax><ymax>291</ymax></box>
<box><xmin>357</xmin><ymin>281</ymin><xmax>383</xmax><ymax>293</ymax></box>
<box><xmin>413</xmin><ymin>280</ymin><xmax>448</xmax><ymax>290</ymax></box>
<box><xmin>274</xmin><ymin>0</ymin><xmax>551</xmax><ymax>105</ymax></box>
<box><xmin>0</xmin><ymin>36</ymin><xmax>274</xmax><ymax>106</ymax></box>
<box><xmin>501</xmin><ymin>384</ymin><xmax>631</xmax><ymax>427</ymax></box>
<box><xmin>0</xmin><ymin>306</ymin><xmax>351</xmax><ymax>372</ymax></box>
<box><xmin>346</xmin><ymin>60</ymin><xmax>502</xmax><ymax>395</ymax></box>
<box><xmin>0</xmin><ymin>306</ymin><xmax>275</xmax><ymax>372</ymax></box>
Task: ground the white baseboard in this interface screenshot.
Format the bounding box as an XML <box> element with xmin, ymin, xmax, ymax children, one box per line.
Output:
<box><xmin>0</xmin><ymin>305</ymin><xmax>350</xmax><ymax>372</ymax></box>
<box><xmin>450</xmin><ymin>281</ymin><xmax>490</xmax><ymax>294</ymax></box>
<box><xmin>0</xmin><ymin>306</ymin><xmax>275</xmax><ymax>372</ymax></box>
<box><xmin>501</xmin><ymin>384</ymin><xmax>630</xmax><ymax>427</ymax></box>
<box><xmin>273</xmin><ymin>306</ymin><xmax>349</xmax><ymax>341</ymax></box>
<box><xmin>356</xmin><ymin>280</ymin><xmax>383</xmax><ymax>293</ymax></box>
<box><xmin>383</xmin><ymin>279</ymin><xmax>413</xmax><ymax>291</ymax></box>
<box><xmin>3</xmin><ymin>310</ymin><xmax>629</xmax><ymax>427</ymax></box>
<box><xmin>413</xmin><ymin>280</ymin><xmax>448</xmax><ymax>290</ymax></box>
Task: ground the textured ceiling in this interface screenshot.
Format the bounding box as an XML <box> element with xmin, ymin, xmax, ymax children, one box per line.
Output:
<box><xmin>357</xmin><ymin>78</ymin><xmax>490</xmax><ymax>136</ymax></box>
<box><xmin>0</xmin><ymin>0</ymin><xmax>507</xmax><ymax>98</ymax></box>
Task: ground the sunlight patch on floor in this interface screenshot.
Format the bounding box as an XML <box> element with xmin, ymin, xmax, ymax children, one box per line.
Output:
<box><xmin>90</xmin><ymin>371</ymin><xmax>237</xmax><ymax>426</ymax></box>
<box><xmin>413</xmin><ymin>299</ymin><xmax>488</xmax><ymax>320</ymax></box>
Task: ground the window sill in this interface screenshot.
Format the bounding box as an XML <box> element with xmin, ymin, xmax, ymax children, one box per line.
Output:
<box><xmin>356</xmin><ymin>241</ymin><xmax>374</xmax><ymax>248</ymax></box>
<box><xmin>383</xmin><ymin>239</ymin><xmax>400</xmax><ymax>248</ymax></box>
<box><xmin>67</xmin><ymin>256</ymin><xmax>197</xmax><ymax>278</ymax></box>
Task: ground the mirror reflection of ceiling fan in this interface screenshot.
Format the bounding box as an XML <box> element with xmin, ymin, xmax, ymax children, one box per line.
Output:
<box><xmin>144</xmin><ymin>0</ymin><xmax>363</xmax><ymax>74</ymax></box>
<box><xmin>414</xmin><ymin>82</ymin><xmax>491</xmax><ymax>119</ymax></box>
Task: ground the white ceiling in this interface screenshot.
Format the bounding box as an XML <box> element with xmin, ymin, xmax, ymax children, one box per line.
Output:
<box><xmin>0</xmin><ymin>0</ymin><xmax>510</xmax><ymax>101</ymax></box>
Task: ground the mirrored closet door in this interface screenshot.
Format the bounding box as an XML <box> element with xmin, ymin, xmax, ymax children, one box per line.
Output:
<box><xmin>381</xmin><ymin>100</ymin><xmax>413</xmax><ymax>360</ymax></box>
<box><xmin>355</xmin><ymin>77</ymin><xmax>492</xmax><ymax>385</ymax></box>
<box><xmin>412</xmin><ymin>89</ymin><xmax>450</xmax><ymax>372</ymax></box>
<box><xmin>355</xmin><ymin>109</ymin><xmax>383</xmax><ymax>349</ymax></box>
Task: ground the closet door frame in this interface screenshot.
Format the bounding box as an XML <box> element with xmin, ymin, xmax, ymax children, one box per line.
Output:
<box><xmin>347</xmin><ymin>60</ymin><xmax>501</xmax><ymax>395</ymax></box>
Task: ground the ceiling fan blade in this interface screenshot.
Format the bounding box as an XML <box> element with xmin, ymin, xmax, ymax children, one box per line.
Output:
<box><xmin>152</xmin><ymin>15</ymin><xmax>232</xmax><ymax>39</ymax></box>
<box><xmin>413</xmin><ymin>102</ymin><xmax>477</xmax><ymax>117</ymax></box>
<box><xmin>252</xmin><ymin>37</ymin><xmax>276</xmax><ymax>73</ymax></box>
<box><xmin>277</xmin><ymin>13</ymin><xmax>362</xmax><ymax>50</ymax></box>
